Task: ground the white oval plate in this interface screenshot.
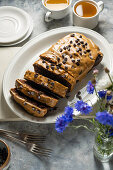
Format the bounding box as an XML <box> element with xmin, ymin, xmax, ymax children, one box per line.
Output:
<box><xmin>3</xmin><ymin>26</ymin><xmax>113</xmax><ymax>124</ymax></box>
<box><xmin>0</xmin><ymin>6</ymin><xmax>30</xmax><ymax>44</ymax></box>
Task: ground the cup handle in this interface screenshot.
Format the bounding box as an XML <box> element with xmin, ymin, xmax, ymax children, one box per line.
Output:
<box><xmin>97</xmin><ymin>1</ymin><xmax>104</xmax><ymax>13</ymax></box>
<box><xmin>45</xmin><ymin>11</ymin><xmax>53</xmax><ymax>22</ymax></box>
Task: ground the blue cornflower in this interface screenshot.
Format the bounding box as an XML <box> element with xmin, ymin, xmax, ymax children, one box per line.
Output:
<box><xmin>87</xmin><ymin>81</ymin><xmax>94</xmax><ymax>94</ymax></box>
<box><xmin>98</xmin><ymin>90</ymin><xmax>106</xmax><ymax>98</ymax></box>
<box><xmin>64</xmin><ymin>106</ymin><xmax>73</xmax><ymax>123</ymax></box>
<box><xmin>107</xmin><ymin>95</ymin><xmax>112</xmax><ymax>101</ymax></box>
<box><xmin>55</xmin><ymin>115</ymin><xmax>68</xmax><ymax>133</ymax></box>
<box><xmin>75</xmin><ymin>100</ymin><xmax>92</xmax><ymax>115</ymax></box>
<box><xmin>109</xmin><ymin>129</ymin><xmax>113</xmax><ymax>137</ymax></box>
<box><xmin>96</xmin><ymin>111</ymin><xmax>113</xmax><ymax>127</ymax></box>
<box><xmin>98</xmin><ymin>90</ymin><xmax>112</xmax><ymax>101</ymax></box>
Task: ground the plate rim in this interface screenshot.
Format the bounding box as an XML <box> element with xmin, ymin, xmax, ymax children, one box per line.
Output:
<box><xmin>2</xmin><ymin>26</ymin><xmax>113</xmax><ymax>124</ymax></box>
<box><xmin>0</xmin><ymin>6</ymin><xmax>30</xmax><ymax>44</ymax></box>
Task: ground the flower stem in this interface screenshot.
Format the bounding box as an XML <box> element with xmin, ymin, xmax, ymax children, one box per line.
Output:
<box><xmin>108</xmin><ymin>73</ymin><xmax>113</xmax><ymax>85</ymax></box>
<box><xmin>69</xmin><ymin>125</ymin><xmax>95</xmax><ymax>133</ymax></box>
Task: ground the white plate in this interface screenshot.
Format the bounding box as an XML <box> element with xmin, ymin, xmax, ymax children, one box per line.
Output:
<box><xmin>0</xmin><ymin>6</ymin><xmax>30</xmax><ymax>44</ymax></box>
<box><xmin>3</xmin><ymin>26</ymin><xmax>113</xmax><ymax>124</ymax></box>
<box><xmin>0</xmin><ymin>15</ymin><xmax>33</xmax><ymax>46</ymax></box>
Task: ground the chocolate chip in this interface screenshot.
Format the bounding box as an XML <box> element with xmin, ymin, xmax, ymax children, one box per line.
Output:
<box><xmin>51</xmin><ymin>63</ymin><xmax>54</xmax><ymax>66</ymax></box>
<box><xmin>63</xmin><ymin>46</ymin><xmax>66</xmax><ymax>50</ymax></box>
<box><xmin>42</xmin><ymin>60</ymin><xmax>46</xmax><ymax>63</ymax></box>
<box><xmin>65</xmin><ymin>66</ymin><xmax>68</xmax><ymax>70</ymax></box>
<box><xmin>32</xmin><ymin>107</ymin><xmax>36</xmax><ymax>111</ymax></box>
<box><xmin>70</xmin><ymin>54</ymin><xmax>73</xmax><ymax>58</ymax></box>
<box><xmin>76</xmin><ymin>62</ymin><xmax>80</xmax><ymax>66</ymax></box>
<box><xmin>80</xmin><ymin>53</ymin><xmax>82</xmax><ymax>56</ymax></box>
<box><xmin>80</xmin><ymin>41</ymin><xmax>84</xmax><ymax>44</ymax></box>
<box><xmin>48</xmin><ymin>78</ymin><xmax>51</xmax><ymax>82</ymax></box>
<box><xmin>68</xmin><ymin>45</ymin><xmax>71</xmax><ymax>48</ymax></box>
<box><xmin>41</xmin><ymin>82</ymin><xmax>44</xmax><ymax>86</ymax></box>
<box><xmin>62</xmin><ymin>75</ymin><xmax>66</xmax><ymax>78</ymax></box>
<box><xmin>37</xmin><ymin>95</ymin><xmax>41</xmax><ymax>99</ymax></box>
<box><xmin>67</xmin><ymin>48</ymin><xmax>70</xmax><ymax>51</ymax></box>
<box><xmin>51</xmin><ymin>82</ymin><xmax>54</xmax><ymax>86</ymax></box>
<box><xmin>58</xmin><ymin>63</ymin><xmax>62</xmax><ymax>67</ymax></box>
<box><xmin>77</xmin><ymin>43</ymin><xmax>80</xmax><ymax>46</ymax></box>
<box><xmin>89</xmin><ymin>53</ymin><xmax>92</xmax><ymax>56</ymax></box>
<box><xmin>31</xmin><ymin>92</ymin><xmax>35</xmax><ymax>95</ymax></box>
<box><xmin>85</xmin><ymin>42</ymin><xmax>88</xmax><ymax>46</ymax></box>
<box><xmin>23</xmin><ymin>102</ymin><xmax>27</xmax><ymax>105</ymax></box>
<box><xmin>19</xmin><ymin>85</ymin><xmax>23</xmax><ymax>89</ymax></box>
<box><xmin>70</xmin><ymin>34</ymin><xmax>75</xmax><ymax>37</ymax></box>
<box><xmin>46</xmin><ymin>65</ymin><xmax>49</xmax><ymax>69</ymax></box>
<box><xmin>70</xmin><ymin>40</ymin><xmax>73</xmax><ymax>44</ymax></box>
<box><xmin>74</xmin><ymin>53</ymin><xmax>78</xmax><ymax>56</ymax></box>
<box><xmin>77</xmin><ymin>59</ymin><xmax>80</xmax><ymax>62</ymax></box>
<box><xmin>72</xmin><ymin>59</ymin><xmax>75</xmax><ymax>63</ymax></box>
<box><xmin>82</xmin><ymin>45</ymin><xmax>85</xmax><ymax>48</ymax></box>
<box><xmin>73</xmin><ymin>44</ymin><xmax>76</xmax><ymax>47</ymax></box>
<box><xmin>75</xmin><ymin>39</ymin><xmax>79</xmax><ymax>43</ymax></box>
<box><xmin>59</xmin><ymin>48</ymin><xmax>62</xmax><ymax>52</ymax></box>
<box><xmin>76</xmin><ymin>80</ymin><xmax>79</xmax><ymax>83</ymax></box>
<box><xmin>37</xmin><ymin>110</ymin><xmax>40</xmax><ymax>114</ymax></box>
<box><xmin>57</xmin><ymin>57</ymin><xmax>60</xmax><ymax>62</ymax></box>
<box><xmin>84</xmin><ymin>50</ymin><xmax>87</xmax><ymax>54</ymax></box>
<box><xmin>28</xmin><ymin>91</ymin><xmax>31</xmax><ymax>95</ymax></box>
<box><xmin>62</xmin><ymin>54</ymin><xmax>65</xmax><ymax>58</ymax></box>
<box><xmin>79</xmin><ymin>48</ymin><xmax>82</xmax><ymax>51</ymax></box>
<box><xmin>76</xmin><ymin>48</ymin><xmax>79</xmax><ymax>52</ymax></box>
<box><xmin>34</xmin><ymin>73</ymin><xmax>38</xmax><ymax>78</ymax></box>
<box><xmin>51</xmin><ymin>66</ymin><xmax>54</xmax><ymax>70</ymax></box>
<box><xmin>79</xmin><ymin>70</ymin><xmax>82</xmax><ymax>75</ymax></box>
<box><xmin>87</xmin><ymin>49</ymin><xmax>91</xmax><ymax>52</ymax></box>
<box><xmin>90</xmin><ymin>56</ymin><xmax>93</xmax><ymax>59</ymax></box>
<box><xmin>63</xmin><ymin>61</ymin><xmax>66</xmax><ymax>64</ymax></box>
<box><xmin>79</xmin><ymin>35</ymin><xmax>82</xmax><ymax>38</ymax></box>
<box><xmin>64</xmin><ymin>57</ymin><xmax>67</xmax><ymax>62</ymax></box>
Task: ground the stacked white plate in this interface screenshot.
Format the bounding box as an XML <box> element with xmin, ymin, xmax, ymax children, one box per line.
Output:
<box><xmin>0</xmin><ymin>6</ymin><xmax>33</xmax><ymax>46</ymax></box>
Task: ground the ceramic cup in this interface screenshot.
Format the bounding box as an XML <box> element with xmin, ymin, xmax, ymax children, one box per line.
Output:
<box><xmin>42</xmin><ymin>0</ymin><xmax>72</xmax><ymax>22</ymax></box>
<box><xmin>73</xmin><ymin>0</ymin><xmax>104</xmax><ymax>29</ymax></box>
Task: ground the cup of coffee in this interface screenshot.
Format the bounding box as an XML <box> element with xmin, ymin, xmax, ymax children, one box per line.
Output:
<box><xmin>73</xmin><ymin>0</ymin><xmax>104</xmax><ymax>29</ymax></box>
<box><xmin>42</xmin><ymin>0</ymin><xmax>72</xmax><ymax>22</ymax></box>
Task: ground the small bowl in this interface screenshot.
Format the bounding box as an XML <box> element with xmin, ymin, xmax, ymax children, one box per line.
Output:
<box><xmin>0</xmin><ymin>139</ymin><xmax>10</xmax><ymax>170</ymax></box>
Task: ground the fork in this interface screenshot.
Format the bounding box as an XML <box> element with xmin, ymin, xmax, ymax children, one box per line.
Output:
<box><xmin>0</xmin><ymin>129</ymin><xmax>46</xmax><ymax>143</ymax></box>
<box><xmin>2</xmin><ymin>133</ymin><xmax>52</xmax><ymax>157</ymax></box>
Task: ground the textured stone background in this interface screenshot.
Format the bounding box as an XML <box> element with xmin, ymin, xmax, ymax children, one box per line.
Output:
<box><xmin>0</xmin><ymin>0</ymin><xmax>113</xmax><ymax>170</ymax></box>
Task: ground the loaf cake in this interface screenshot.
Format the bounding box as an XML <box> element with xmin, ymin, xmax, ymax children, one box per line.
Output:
<box><xmin>34</xmin><ymin>33</ymin><xmax>103</xmax><ymax>89</ymax></box>
<box><xmin>10</xmin><ymin>33</ymin><xmax>103</xmax><ymax>118</ymax></box>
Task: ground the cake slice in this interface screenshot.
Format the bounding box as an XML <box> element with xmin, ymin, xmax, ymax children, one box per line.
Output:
<box><xmin>33</xmin><ymin>58</ymin><xmax>76</xmax><ymax>91</ymax></box>
<box><xmin>24</xmin><ymin>70</ymin><xmax>68</xmax><ymax>98</ymax></box>
<box><xmin>10</xmin><ymin>88</ymin><xmax>48</xmax><ymax>118</ymax></box>
<box><xmin>15</xmin><ymin>79</ymin><xmax>58</xmax><ymax>107</ymax></box>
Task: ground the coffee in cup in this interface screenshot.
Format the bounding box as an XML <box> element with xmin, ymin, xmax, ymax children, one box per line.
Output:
<box><xmin>74</xmin><ymin>1</ymin><xmax>97</xmax><ymax>17</ymax></box>
<box><xmin>44</xmin><ymin>0</ymin><xmax>69</xmax><ymax>11</ymax></box>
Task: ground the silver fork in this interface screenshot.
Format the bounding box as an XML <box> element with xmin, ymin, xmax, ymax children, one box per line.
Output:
<box><xmin>0</xmin><ymin>129</ymin><xmax>46</xmax><ymax>143</ymax></box>
<box><xmin>2</xmin><ymin>133</ymin><xmax>52</xmax><ymax>157</ymax></box>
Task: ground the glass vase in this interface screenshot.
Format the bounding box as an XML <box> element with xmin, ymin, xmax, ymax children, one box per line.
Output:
<box><xmin>93</xmin><ymin>133</ymin><xmax>113</xmax><ymax>162</ymax></box>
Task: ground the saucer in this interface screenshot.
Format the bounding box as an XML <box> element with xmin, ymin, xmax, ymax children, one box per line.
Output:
<box><xmin>0</xmin><ymin>15</ymin><xmax>33</xmax><ymax>46</ymax></box>
<box><xmin>0</xmin><ymin>6</ymin><xmax>30</xmax><ymax>44</ymax></box>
